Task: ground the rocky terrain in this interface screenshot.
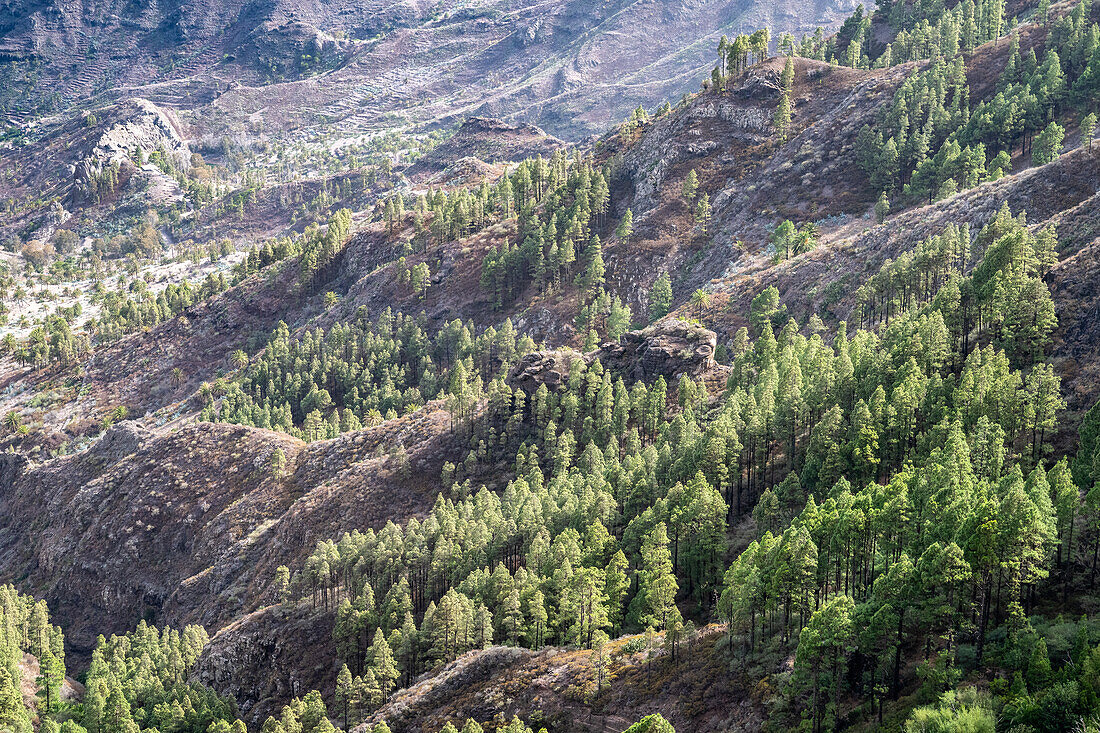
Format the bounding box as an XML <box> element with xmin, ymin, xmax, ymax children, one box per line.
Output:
<box><xmin>508</xmin><ymin>319</ymin><xmax>717</xmax><ymax>395</ymax></box>
<box><xmin>3</xmin><ymin>0</ymin><xmax>1100</xmax><ymax>731</ymax></box>
<box><xmin>346</xmin><ymin>627</ymin><xmax>747</xmax><ymax>733</ymax></box>
<box><xmin>1</xmin><ymin>0</ymin><xmax>859</xmax><ymax>138</ymax></box>
<box><xmin>406</xmin><ymin>118</ymin><xmax>566</xmax><ymax>185</ymax></box>
<box><xmin>0</xmin><ymin>405</ymin><xmax>457</xmax><ymax>655</ymax></box>
<box><xmin>0</xmin><ymin>318</ymin><xmax>724</xmax><ymax>726</ymax></box>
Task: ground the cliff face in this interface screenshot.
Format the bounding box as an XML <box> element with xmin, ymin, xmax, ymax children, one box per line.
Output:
<box><xmin>71</xmin><ymin>98</ymin><xmax>191</xmax><ymax>205</ymax></box>
<box><xmin>193</xmin><ymin>605</ymin><xmax>338</xmax><ymax>727</ymax></box>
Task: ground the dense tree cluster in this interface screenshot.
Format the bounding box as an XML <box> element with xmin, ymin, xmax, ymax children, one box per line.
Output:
<box><xmin>851</xmin><ymin>0</ymin><xmax>1099</xmax><ymax>209</ymax></box>
<box><xmin>298</xmin><ymin>209</ymin><xmax>352</xmax><ymax>295</ymax></box>
<box><xmin>281</xmin><ymin>343</ymin><xmax>743</xmax><ymax>718</ymax></box>
<box><xmin>6</xmin><ymin>315</ymin><xmax>92</xmax><ymax>367</ymax></box>
<box><xmin>478</xmin><ymin>153</ymin><xmax>612</xmax><ymax>308</ymax></box>
<box><xmin>265</xmin><ymin>197</ymin><xmax>1100</xmax><ymax>730</ymax></box>
<box><xmin>206</xmin><ymin>309</ymin><xmax>534</xmax><ymax>440</ymax></box>
<box><xmin>858</xmin><ymin>0</ymin><xmax>1007</xmax><ymax>68</ymax></box>
<box><xmin>81</xmin><ymin>623</ymin><xmax>237</xmax><ymax>733</ymax></box>
<box><xmin>93</xmin><ymin>275</ymin><xmax>229</xmax><ymax>342</ymax></box>
<box><xmin>716</xmin><ymin>212</ymin><xmax>1092</xmax><ymax>730</ymax></box>
<box><xmin>714</xmin><ymin>29</ymin><xmax>773</xmax><ymax>87</ymax></box>
<box><xmin>853</xmin><ymin>206</ymin><xmax>1057</xmax><ymax>366</ymax></box>
<box><xmin>0</xmin><ymin>585</ymin><xmax>65</xmax><ymax>733</ymax></box>
<box><xmin>2</xmin><ymin>581</ymin><xmax>678</xmax><ymax>733</ymax></box>
<box><xmin>234</xmin><ymin>215</ymin><xmax>349</xmax><ymax>284</ymax></box>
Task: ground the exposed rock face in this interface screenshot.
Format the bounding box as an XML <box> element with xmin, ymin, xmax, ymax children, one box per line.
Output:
<box><xmin>72</xmin><ymin>98</ymin><xmax>190</xmax><ymax>202</ymax></box>
<box><xmin>79</xmin><ymin>99</ymin><xmax>189</xmax><ymax>172</ymax></box>
<box><xmin>0</xmin><ymin>404</ymin><xmax>461</xmax><ymax>660</ymax></box>
<box><xmin>0</xmin><ymin>453</ymin><xmax>29</xmax><ymax>489</ymax></box>
<box><xmin>507</xmin><ymin>349</ymin><xmax>584</xmax><ymax>395</ymax></box>
<box><xmin>90</xmin><ymin>421</ymin><xmax>154</xmax><ymax>463</ymax></box>
<box><xmin>194</xmin><ymin>605</ymin><xmax>336</xmax><ymax>727</ymax></box>
<box><xmin>418</xmin><ymin>156</ymin><xmax>498</xmax><ymax>188</ymax></box>
<box><xmin>244</xmin><ymin>21</ymin><xmax>352</xmax><ymax>80</ymax></box>
<box><xmin>347</xmin><ymin>628</ymin><xmax>750</xmax><ymax>733</ymax></box>
<box><xmin>598</xmin><ymin>319</ymin><xmax>716</xmax><ymax>381</ymax></box>
<box><xmin>618</xmin><ymin>83</ymin><xmax>775</xmax><ymax>213</ymax></box>
<box><xmin>357</xmin><ymin>646</ymin><xmax>532</xmax><ymax>733</ymax></box>
<box><xmin>507</xmin><ymin>320</ymin><xmax>716</xmax><ymax>393</ymax></box>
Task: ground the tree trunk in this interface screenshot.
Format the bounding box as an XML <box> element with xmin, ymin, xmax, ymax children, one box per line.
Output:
<box><xmin>976</xmin><ymin>572</ymin><xmax>991</xmax><ymax>664</ymax></box>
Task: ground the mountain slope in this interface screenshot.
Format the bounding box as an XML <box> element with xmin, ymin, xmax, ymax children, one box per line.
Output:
<box><xmin>0</xmin><ymin>0</ymin><xmax>860</xmax><ymax>139</ymax></box>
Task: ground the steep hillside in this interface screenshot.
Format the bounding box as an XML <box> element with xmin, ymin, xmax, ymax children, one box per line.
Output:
<box><xmin>6</xmin><ymin>0</ymin><xmax>1100</xmax><ymax>732</ymax></box>
<box><xmin>710</xmin><ymin>144</ymin><xmax>1100</xmax><ymax>408</ymax></box>
<box><xmin>599</xmin><ymin>56</ymin><xmax>900</xmax><ymax>317</ymax></box>
<box><xmin>0</xmin><ymin>406</ymin><xmax>459</xmax><ymax>656</ymax></box>
<box><xmin>0</xmin><ymin>0</ymin><xmax>859</xmax><ymax>139</ymax></box>
<box><xmin>594</xmin><ymin>22</ymin><xmax>1100</xmax><ymax>418</ymax></box>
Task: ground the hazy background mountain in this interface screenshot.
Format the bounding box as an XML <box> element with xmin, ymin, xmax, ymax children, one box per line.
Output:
<box><xmin>0</xmin><ymin>0</ymin><xmax>860</xmax><ymax>138</ymax></box>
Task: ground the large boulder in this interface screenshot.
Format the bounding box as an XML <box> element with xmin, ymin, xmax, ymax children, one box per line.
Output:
<box><xmin>508</xmin><ymin>349</ymin><xmax>583</xmax><ymax>395</ymax></box>
<box><xmin>507</xmin><ymin>320</ymin><xmax>716</xmax><ymax>392</ymax></box>
<box><xmin>598</xmin><ymin>319</ymin><xmax>716</xmax><ymax>382</ymax></box>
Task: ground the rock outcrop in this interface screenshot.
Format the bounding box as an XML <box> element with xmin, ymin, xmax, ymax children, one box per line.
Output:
<box><xmin>598</xmin><ymin>319</ymin><xmax>716</xmax><ymax>381</ymax></box>
<box><xmin>508</xmin><ymin>320</ymin><xmax>716</xmax><ymax>393</ymax></box>
<box><xmin>194</xmin><ymin>605</ymin><xmax>336</xmax><ymax>726</ymax></box>
<box><xmin>358</xmin><ymin>646</ymin><xmax>532</xmax><ymax>733</ymax></box>
<box><xmin>71</xmin><ymin>98</ymin><xmax>190</xmax><ymax>203</ymax></box>
<box><xmin>0</xmin><ymin>404</ymin><xmax>461</xmax><ymax>659</ymax></box>
<box><xmin>618</xmin><ymin>75</ymin><xmax>777</xmax><ymax>213</ymax></box>
<box><xmin>77</xmin><ymin>99</ymin><xmax>189</xmax><ymax>174</ymax></box>
<box><xmin>244</xmin><ymin>21</ymin><xmax>352</xmax><ymax>80</ymax></box>
<box><xmin>507</xmin><ymin>349</ymin><xmax>584</xmax><ymax>395</ymax></box>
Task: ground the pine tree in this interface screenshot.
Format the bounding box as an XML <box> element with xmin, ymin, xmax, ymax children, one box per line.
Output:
<box><xmin>682</xmin><ymin>170</ymin><xmax>699</xmax><ymax>202</ymax></box>
<box><xmin>1082</xmin><ymin>113</ymin><xmax>1097</xmax><ymax>152</ymax></box>
<box><xmin>616</xmin><ymin>209</ymin><xmax>634</xmax><ymax>241</ymax></box>
<box><xmin>794</xmin><ymin>596</ymin><xmax>855</xmax><ymax>733</ymax></box>
<box><xmin>694</xmin><ymin>194</ymin><xmax>711</xmax><ymax>233</ymax></box>
<box><xmin>638</xmin><ymin>523</ymin><xmax>681</xmax><ymax>630</ymax></box>
<box><xmin>335</xmin><ymin>664</ymin><xmax>353</xmax><ymax>731</ymax></box>
<box><xmin>578</xmin><ymin>236</ymin><xmax>605</xmax><ymax>294</ymax></box>
<box><xmin>368</xmin><ymin>629</ymin><xmax>398</xmax><ymax>702</ymax></box>
<box><xmin>774</xmin><ymin>93</ymin><xmax>793</xmax><ymax>143</ymax></box>
<box><xmin>875</xmin><ymin>191</ymin><xmax>890</xmax><ymax>224</ymax></box>
<box><xmin>781</xmin><ymin>55</ymin><xmax>795</xmax><ymax>91</ymax></box>
<box><xmin>590</xmin><ymin>630</ymin><xmax>611</xmax><ymax>695</ymax></box>
<box><xmin>649</xmin><ymin>273</ymin><xmax>673</xmax><ymax>322</ymax></box>
<box><xmin>1032</xmin><ymin>120</ymin><xmax>1065</xmax><ymax>165</ymax></box>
